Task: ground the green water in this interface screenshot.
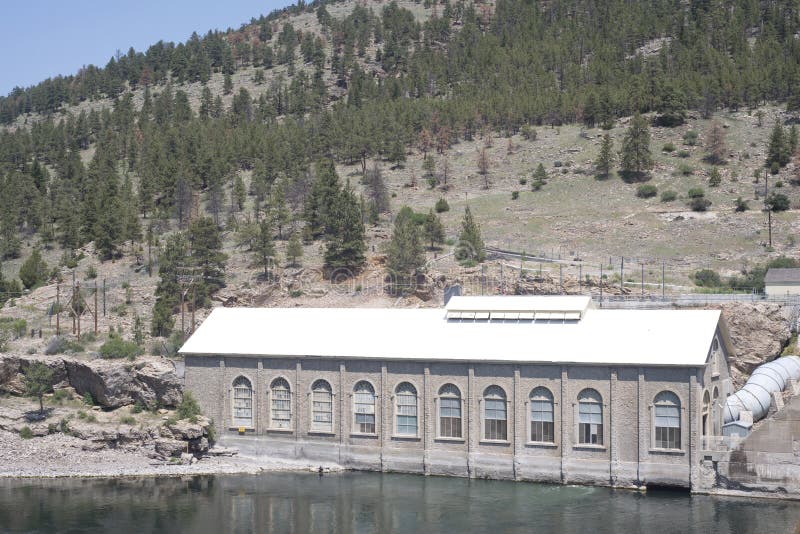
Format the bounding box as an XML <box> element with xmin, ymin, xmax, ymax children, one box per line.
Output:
<box><xmin>0</xmin><ymin>473</ymin><xmax>797</xmax><ymax>533</ymax></box>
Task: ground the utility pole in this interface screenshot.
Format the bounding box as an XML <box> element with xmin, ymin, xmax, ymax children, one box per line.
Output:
<box><xmin>599</xmin><ymin>264</ymin><xmax>604</xmax><ymax>304</ymax></box>
<box><xmin>641</xmin><ymin>263</ymin><xmax>644</xmax><ymax>298</ymax></box>
<box><xmin>578</xmin><ymin>263</ymin><xmax>583</xmax><ymax>293</ymax></box>
<box><xmin>559</xmin><ymin>264</ymin><xmax>563</xmax><ymax>294</ymax></box>
<box><xmin>661</xmin><ymin>262</ymin><xmax>666</xmax><ymax>300</ymax></box>
<box><xmin>55</xmin><ymin>284</ymin><xmax>60</xmax><ymax>336</ymax></box>
<box><xmin>94</xmin><ymin>284</ymin><xmax>98</xmax><ymax>335</ymax></box>
<box><xmin>765</xmin><ymin>167</ymin><xmax>772</xmax><ymax>248</ymax></box>
<box><xmin>102</xmin><ymin>279</ymin><xmax>106</xmax><ymax>317</ymax></box>
<box><xmin>620</xmin><ymin>257</ymin><xmax>624</xmax><ymax>294</ymax></box>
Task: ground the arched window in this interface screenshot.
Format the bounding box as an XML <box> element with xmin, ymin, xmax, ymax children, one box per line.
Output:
<box><xmin>654</xmin><ymin>391</ymin><xmax>681</xmax><ymax>449</ymax></box>
<box><xmin>702</xmin><ymin>390</ymin><xmax>710</xmax><ymax>437</ymax></box>
<box><xmin>311</xmin><ymin>380</ymin><xmax>333</xmax><ymax>432</ymax></box>
<box><xmin>353</xmin><ymin>381</ymin><xmax>376</xmax><ymax>434</ymax></box>
<box><xmin>232</xmin><ymin>376</ymin><xmax>253</xmax><ymax>428</ymax></box>
<box><xmin>395</xmin><ymin>382</ymin><xmax>418</xmax><ymax>436</ymax></box>
<box><xmin>578</xmin><ymin>389</ymin><xmax>603</xmax><ymax>445</ymax></box>
<box><xmin>438</xmin><ymin>384</ymin><xmax>462</xmax><ymax>438</ymax></box>
<box><xmin>484</xmin><ymin>386</ymin><xmax>508</xmax><ymax>441</ymax></box>
<box><xmin>530</xmin><ymin>387</ymin><xmax>554</xmax><ymax>443</ymax></box>
<box><xmin>270</xmin><ymin>378</ymin><xmax>292</xmax><ymax>429</ymax></box>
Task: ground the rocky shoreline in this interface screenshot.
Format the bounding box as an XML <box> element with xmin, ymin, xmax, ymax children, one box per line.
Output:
<box><xmin>0</xmin><ymin>429</ymin><xmax>342</xmax><ymax>479</ymax></box>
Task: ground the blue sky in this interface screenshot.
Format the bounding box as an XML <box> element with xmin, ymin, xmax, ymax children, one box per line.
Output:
<box><xmin>0</xmin><ymin>1</ymin><xmax>292</xmax><ymax>95</ymax></box>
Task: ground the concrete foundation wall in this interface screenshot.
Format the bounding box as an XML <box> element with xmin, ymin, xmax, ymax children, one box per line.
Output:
<box><xmin>186</xmin><ymin>356</ymin><xmax>704</xmax><ymax>489</ymax></box>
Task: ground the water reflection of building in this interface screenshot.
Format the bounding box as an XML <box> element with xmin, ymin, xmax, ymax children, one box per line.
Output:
<box><xmin>181</xmin><ymin>296</ymin><xmax>734</xmax><ymax>490</ymax></box>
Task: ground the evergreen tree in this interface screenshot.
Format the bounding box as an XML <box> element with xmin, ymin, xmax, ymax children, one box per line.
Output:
<box><xmin>789</xmin><ymin>125</ymin><xmax>799</xmax><ymax>156</ymax></box>
<box><xmin>18</xmin><ymin>248</ymin><xmax>48</xmax><ymax>289</ymax></box>
<box><xmin>455</xmin><ymin>205</ymin><xmax>485</xmax><ymax>263</ymax></box>
<box><xmin>387</xmin><ymin>206</ymin><xmax>426</xmax><ymax>294</ymax></box>
<box><xmin>532</xmin><ymin>163</ymin><xmax>548</xmax><ymax>190</ymax></box>
<box><xmin>151</xmin><ymin>233</ymin><xmax>188</xmax><ymax>337</ymax></box>
<box><xmin>766</xmin><ymin>123</ymin><xmax>789</xmax><ymax>169</ymax></box>
<box><xmin>323</xmin><ymin>187</ymin><xmax>365</xmax><ymax>276</ymax></box>
<box><xmin>269</xmin><ymin>180</ymin><xmax>291</xmax><ymax>239</ymax></box>
<box><xmin>304</xmin><ymin>159</ymin><xmax>341</xmax><ymax>238</ymax></box>
<box><xmin>286</xmin><ymin>231</ymin><xmax>303</xmax><ymax>267</ymax></box>
<box><xmin>423</xmin><ymin>209</ymin><xmax>445</xmax><ymax>250</ymax></box>
<box><xmin>188</xmin><ymin>217</ymin><xmax>227</xmax><ymax>305</ymax></box>
<box><xmin>595</xmin><ymin>134</ymin><xmax>613</xmax><ymax>178</ymax></box>
<box><xmin>620</xmin><ymin>114</ymin><xmax>653</xmax><ymax>181</ymax></box>
<box><xmin>223</xmin><ymin>73</ymin><xmax>234</xmax><ymax>95</ymax></box>
<box><xmin>705</xmin><ymin>121</ymin><xmax>727</xmax><ymax>165</ymax></box>
<box><xmin>24</xmin><ymin>362</ymin><xmax>54</xmax><ymax>414</ymax></box>
<box><xmin>253</xmin><ymin>218</ymin><xmax>276</xmax><ymax>279</ymax></box>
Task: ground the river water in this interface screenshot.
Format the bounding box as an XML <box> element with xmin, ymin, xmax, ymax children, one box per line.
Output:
<box><xmin>0</xmin><ymin>472</ymin><xmax>798</xmax><ymax>533</ymax></box>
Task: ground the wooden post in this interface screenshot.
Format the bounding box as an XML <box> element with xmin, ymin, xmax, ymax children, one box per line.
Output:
<box><xmin>600</xmin><ymin>264</ymin><xmax>603</xmax><ymax>304</ymax></box>
<box><xmin>56</xmin><ymin>284</ymin><xmax>60</xmax><ymax>336</ymax></box>
<box><xmin>641</xmin><ymin>263</ymin><xmax>644</xmax><ymax>297</ymax></box>
<box><xmin>102</xmin><ymin>279</ymin><xmax>106</xmax><ymax>317</ymax></box>
<box><xmin>94</xmin><ymin>284</ymin><xmax>98</xmax><ymax>335</ymax></box>
<box><xmin>181</xmin><ymin>289</ymin><xmax>186</xmax><ymax>340</ymax></box>
<box><xmin>579</xmin><ymin>263</ymin><xmax>583</xmax><ymax>292</ymax></box>
<box><xmin>662</xmin><ymin>262</ymin><xmax>665</xmax><ymax>300</ymax></box>
<box><xmin>191</xmin><ymin>283</ymin><xmax>196</xmax><ymax>334</ymax></box>
<box><xmin>620</xmin><ymin>257</ymin><xmax>624</xmax><ymax>294</ymax></box>
<box><xmin>76</xmin><ymin>282</ymin><xmax>81</xmax><ymax>341</ymax></box>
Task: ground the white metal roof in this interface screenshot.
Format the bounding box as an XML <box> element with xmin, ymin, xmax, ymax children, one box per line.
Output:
<box><xmin>446</xmin><ymin>295</ymin><xmax>592</xmax><ymax>313</ymax></box>
<box><xmin>179</xmin><ymin>300</ymin><xmax>722</xmax><ymax>367</ymax></box>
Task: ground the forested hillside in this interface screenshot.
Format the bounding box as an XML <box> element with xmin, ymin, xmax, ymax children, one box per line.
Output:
<box><xmin>1</xmin><ymin>0</ymin><xmax>800</xmax><ymax>343</ymax></box>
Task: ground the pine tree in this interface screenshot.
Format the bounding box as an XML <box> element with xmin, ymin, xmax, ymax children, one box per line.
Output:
<box><xmin>223</xmin><ymin>73</ymin><xmax>233</xmax><ymax>95</ymax></box>
<box><xmin>387</xmin><ymin>206</ymin><xmax>425</xmax><ymax>294</ymax></box>
<box><xmin>188</xmin><ymin>217</ymin><xmax>227</xmax><ymax>305</ymax></box>
<box><xmin>789</xmin><ymin>125</ymin><xmax>799</xmax><ymax>156</ymax></box>
<box><xmin>323</xmin><ymin>187</ymin><xmax>366</xmax><ymax>276</ymax></box>
<box><xmin>423</xmin><ymin>209</ymin><xmax>445</xmax><ymax>250</ymax></box>
<box><xmin>766</xmin><ymin>123</ymin><xmax>788</xmax><ymax>169</ymax></box>
<box><xmin>455</xmin><ymin>205</ymin><xmax>486</xmax><ymax>264</ymax></box>
<box><xmin>532</xmin><ymin>163</ymin><xmax>548</xmax><ymax>190</ymax></box>
<box><xmin>18</xmin><ymin>248</ymin><xmax>48</xmax><ymax>289</ymax></box>
<box><xmin>24</xmin><ymin>362</ymin><xmax>54</xmax><ymax>414</ymax></box>
<box><xmin>705</xmin><ymin>121</ymin><xmax>727</xmax><ymax>165</ymax></box>
<box><xmin>254</xmin><ymin>218</ymin><xmax>276</xmax><ymax>279</ymax></box>
<box><xmin>595</xmin><ymin>134</ymin><xmax>613</xmax><ymax>178</ymax></box>
<box><xmin>286</xmin><ymin>231</ymin><xmax>303</xmax><ymax>267</ymax></box>
<box><xmin>304</xmin><ymin>159</ymin><xmax>341</xmax><ymax>238</ymax></box>
<box><xmin>620</xmin><ymin>113</ymin><xmax>653</xmax><ymax>181</ymax></box>
<box><xmin>151</xmin><ymin>233</ymin><xmax>187</xmax><ymax>337</ymax></box>
<box><xmin>269</xmin><ymin>180</ymin><xmax>291</xmax><ymax>239</ymax></box>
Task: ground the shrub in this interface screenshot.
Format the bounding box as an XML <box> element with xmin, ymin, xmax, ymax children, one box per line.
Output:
<box><xmin>434</xmin><ymin>198</ymin><xmax>450</xmax><ymax>213</ymax></box>
<box><xmin>19</xmin><ymin>426</ymin><xmax>33</xmax><ymax>439</ymax></box>
<box><xmin>636</xmin><ymin>184</ymin><xmax>658</xmax><ymax>198</ymax></box>
<box><xmin>177</xmin><ymin>391</ymin><xmax>202</xmax><ymax>420</ymax></box>
<box><xmin>120</xmin><ymin>415</ymin><xmax>136</xmax><ymax>425</ymax></box>
<box><xmin>662</xmin><ymin>142</ymin><xmax>676</xmax><ymax>152</ymax></box>
<box><xmin>694</xmin><ymin>269</ymin><xmax>722</xmax><ymax>287</ymax></box>
<box><xmin>83</xmin><ymin>392</ymin><xmax>94</xmax><ymax>406</ymax></box>
<box><xmin>677</xmin><ymin>149</ymin><xmax>690</xmax><ymax>158</ymax></box>
<box><xmin>518</xmin><ymin>177</ymin><xmax>527</xmax><ymax>185</ymax></box>
<box><xmin>45</xmin><ymin>336</ymin><xmax>84</xmax><ymax>355</ymax></box>
<box><xmin>770</xmin><ymin>161</ymin><xmax>780</xmax><ymax>175</ymax></box>
<box><xmin>511</xmin><ymin>191</ymin><xmax>520</xmax><ymax>200</ymax></box>
<box><xmin>660</xmin><ymin>190</ymin><xmax>678</xmax><ymax>202</ymax></box>
<box><xmin>100</xmin><ymin>333</ymin><xmax>143</xmax><ymax>360</ymax></box>
<box><xmin>766</xmin><ymin>193</ymin><xmax>790</xmax><ymax>212</ymax></box>
<box><xmin>132</xmin><ymin>401</ymin><xmax>144</xmax><ymax>414</ymax></box>
<box><xmin>775</xmin><ymin>181</ymin><xmax>783</xmax><ymax>188</ymax></box>
<box><xmin>51</xmin><ymin>389</ymin><xmax>71</xmax><ymax>403</ymax></box>
<box><xmin>683</xmin><ymin>130</ymin><xmax>699</xmax><ymax>146</ymax></box>
<box><xmin>735</xmin><ymin>197</ymin><xmax>749</xmax><ymax>212</ymax></box>
<box><xmin>689</xmin><ymin>197</ymin><xmax>712</xmax><ymax>212</ymax></box>
<box><xmin>676</xmin><ymin>163</ymin><xmax>693</xmax><ymax>175</ymax></box>
<box><xmin>708</xmin><ymin>168</ymin><xmax>722</xmax><ymax>187</ymax></box>
<box><xmin>553</xmin><ymin>160</ymin><xmax>563</xmax><ymax>168</ymax></box>
<box><xmin>520</xmin><ymin>125</ymin><xmax>537</xmax><ymax>141</ymax></box>
<box><xmin>86</xmin><ymin>265</ymin><xmax>97</xmax><ymax>280</ymax></box>
<box><xmin>687</xmin><ymin>187</ymin><xmax>705</xmax><ymax>199</ymax></box>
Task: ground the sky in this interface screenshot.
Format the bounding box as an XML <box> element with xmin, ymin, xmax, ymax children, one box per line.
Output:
<box><xmin>0</xmin><ymin>0</ymin><xmax>292</xmax><ymax>95</ymax></box>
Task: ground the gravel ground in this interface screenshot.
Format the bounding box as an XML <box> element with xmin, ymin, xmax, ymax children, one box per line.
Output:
<box><xmin>0</xmin><ymin>429</ymin><xmax>341</xmax><ymax>478</ymax></box>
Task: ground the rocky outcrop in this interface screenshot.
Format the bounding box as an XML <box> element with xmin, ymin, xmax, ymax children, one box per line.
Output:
<box><xmin>719</xmin><ymin>303</ymin><xmax>794</xmax><ymax>388</ymax></box>
<box><xmin>0</xmin><ymin>356</ymin><xmax>68</xmax><ymax>396</ymax></box>
<box><xmin>0</xmin><ymin>355</ymin><xmax>182</xmax><ymax>409</ymax></box>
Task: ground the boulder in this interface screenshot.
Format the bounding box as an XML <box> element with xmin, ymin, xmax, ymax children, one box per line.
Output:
<box><xmin>134</xmin><ymin>360</ymin><xmax>182</xmax><ymax>407</ymax></box>
<box><xmin>719</xmin><ymin>303</ymin><xmax>793</xmax><ymax>388</ymax></box>
<box><xmin>63</xmin><ymin>357</ymin><xmax>182</xmax><ymax>409</ymax></box>
<box><xmin>167</xmin><ymin>420</ymin><xmax>204</xmax><ymax>441</ymax></box>
<box><xmin>188</xmin><ymin>436</ymin><xmax>209</xmax><ymax>454</ymax></box>
<box><xmin>154</xmin><ymin>438</ymin><xmax>185</xmax><ymax>458</ymax></box>
<box><xmin>0</xmin><ymin>356</ymin><xmax>68</xmax><ymax>396</ymax></box>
